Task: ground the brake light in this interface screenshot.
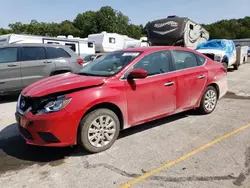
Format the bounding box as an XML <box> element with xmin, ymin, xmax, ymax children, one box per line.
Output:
<box><xmin>77</xmin><ymin>59</ymin><xmax>84</xmax><ymax>64</ymax></box>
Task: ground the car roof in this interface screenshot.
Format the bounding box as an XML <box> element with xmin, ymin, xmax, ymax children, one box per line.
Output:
<box><xmin>118</xmin><ymin>46</ymin><xmax>193</xmax><ymax>53</ymax></box>
<box><xmin>0</xmin><ymin>43</ymin><xmax>67</xmax><ymax>48</ymax></box>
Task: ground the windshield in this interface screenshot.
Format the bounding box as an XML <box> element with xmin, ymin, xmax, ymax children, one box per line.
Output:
<box><xmin>78</xmin><ymin>51</ymin><xmax>141</xmax><ymax>77</ymax></box>
<box><xmin>83</xmin><ymin>55</ymin><xmax>96</xmax><ymax>61</ymax></box>
<box><xmin>197</xmin><ymin>40</ymin><xmax>225</xmax><ymax>50</ymax></box>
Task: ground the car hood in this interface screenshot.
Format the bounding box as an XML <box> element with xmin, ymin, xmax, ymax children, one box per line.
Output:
<box><xmin>22</xmin><ymin>72</ymin><xmax>106</xmax><ymax>97</ymax></box>
<box><xmin>197</xmin><ymin>49</ymin><xmax>226</xmax><ymax>55</ymax></box>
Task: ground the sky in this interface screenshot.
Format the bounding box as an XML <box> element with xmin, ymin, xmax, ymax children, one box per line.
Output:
<box><xmin>0</xmin><ymin>0</ymin><xmax>249</xmax><ymax>28</ymax></box>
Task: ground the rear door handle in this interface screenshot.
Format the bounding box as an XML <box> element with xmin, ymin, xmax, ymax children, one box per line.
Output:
<box><xmin>44</xmin><ymin>61</ymin><xmax>52</xmax><ymax>64</ymax></box>
<box><xmin>198</xmin><ymin>75</ymin><xmax>206</xmax><ymax>79</ymax></box>
<box><xmin>7</xmin><ymin>64</ymin><xmax>18</xmax><ymax>67</ymax></box>
<box><xmin>164</xmin><ymin>81</ymin><xmax>175</xmax><ymax>86</ymax></box>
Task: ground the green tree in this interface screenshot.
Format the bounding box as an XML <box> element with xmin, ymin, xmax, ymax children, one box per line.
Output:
<box><xmin>74</xmin><ymin>11</ymin><xmax>98</xmax><ymax>38</ymax></box>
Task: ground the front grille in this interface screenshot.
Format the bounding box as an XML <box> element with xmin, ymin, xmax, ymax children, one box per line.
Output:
<box><xmin>38</xmin><ymin>132</ymin><xmax>60</xmax><ymax>143</ymax></box>
<box><xmin>19</xmin><ymin>126</ymin><xmax>33</xmax><ymax>140</ymax></box>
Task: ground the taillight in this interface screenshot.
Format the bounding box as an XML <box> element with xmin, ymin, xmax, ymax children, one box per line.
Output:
<box><xmin>77</xmin><ymin>59</ymin><xmax>84</xmax><ymax>64</ymax></box>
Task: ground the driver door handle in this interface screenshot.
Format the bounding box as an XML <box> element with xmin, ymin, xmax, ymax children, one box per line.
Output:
<box><xmin>7</xmin><ymin>64</ymin><xmax>18</xmax><ymax>67</ymax></box>
<box><xmin>198</xmin><ymin>75</ymin><xmax>206</xmax><ymax>79</ymax></box>
<box><xmin>164</xmin><ymin>81</ymin><xmax>175</xmax><ymax>87</ymax></box>
<box><xmin>44</xmin><ymin>61</ymin><xmax>52</xmax><ymax>64</ymax></box>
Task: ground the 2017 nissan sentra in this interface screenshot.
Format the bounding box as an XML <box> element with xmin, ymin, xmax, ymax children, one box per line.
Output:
<box><xmin>15</xmin><ymin>46</ymin><xmax>228</xmax><ymax>153</ymax></box>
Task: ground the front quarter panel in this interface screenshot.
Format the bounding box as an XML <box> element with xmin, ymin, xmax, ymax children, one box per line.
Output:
<box><xmin>65</xmin><ymin>80</ymin><xmax>127</xmax><ymax>138</ymax></box>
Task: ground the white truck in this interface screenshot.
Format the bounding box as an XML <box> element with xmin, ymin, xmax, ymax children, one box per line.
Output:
<box><xmin>146</xmin><ymin>15</ymin><xmax>209</xmax><ymax>50</ymax></box>
<box><xmin>196</xmin><ymin>39</ymin><xmax>247</xmax><ymax>70</ymax></box>
<box><xmin>87</xmin><ymin>31</ymin><xmax>149</xmax><ymax>53</ymax></box>
<box><xmin>0</xmin><ymin>34</ymin><xmax>95</xmax><ymax>57</ymax></box>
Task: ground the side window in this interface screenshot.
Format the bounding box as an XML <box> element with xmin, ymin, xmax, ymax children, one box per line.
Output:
<box><xmin>0</xmin><ymin>48</ymin><xmax>18</xmax><ymax>63</ymax></box>
<box><xmin>21</xmin><ymin>47</ymin><xmax>47</xmax><ymax>61</ymax></box>
<box><xmin>132</xmin><ymin>51</ymin><xmax>171</xmax><ymax>76</ymax></box>
<box><xmin>47</xmin><ymin>42</ymin><xmax>60</xmax><ymax>44</ymax></box>
<box><xmin>46</xmin><ymin>47</ymin><xmax>71</xmax><ymax>59</ymax></box>
<box><xmin>171</xmin><ymin>50</ymin><xmax>198</xmax><ymax>70</ymax></box>
<box><xmin>189</xmin><ymin>24</ymin><xmax>194</xmax><ymax>30</ymax></box>
<box><xmin>88</xmin><ymin>42</ymin><xmax>94</xmax><ymax>48</ymax></box>
<box><xmin>195</xmin><ymin>54</ymin><xmax>206</xmax><ymax>66</ymax></box>
<box><xmin>65</xmin><ymin>43</ymin><xmax>76</xmax><ymax>52</ymax></box>
<box><xmin>109</xmin><ymin>37</ymin><xmax>115</xmax><ymax>44</ymax></box>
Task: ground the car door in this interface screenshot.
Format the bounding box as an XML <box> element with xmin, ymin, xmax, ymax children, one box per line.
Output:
<box><xmin>171</xmin><ymin>50</ymin><xmax>208</xmax><ymax>111</ymax></box>
<box><xmin>46</xmin><ymin>46</ymin><xmax>73</xmax><ymax>72</ymax></box>
<box><xmin>0</xmin><ymin>47</ymin><xmax>23</xmax><ymax>93</ymax></box>
<box><xmin>124</xmin><ymin>50</ymin><xmax>176</xmax><ymax>126</ymax></box>
<box><xmin>19</xmin><ymin>46</ymin><xmax>55</xmax><ymax>87</ymax></box>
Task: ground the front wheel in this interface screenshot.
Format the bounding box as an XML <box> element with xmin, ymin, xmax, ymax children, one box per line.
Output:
<box><xmin>198</xmin><ymin>86</ymin><xmax>218</xmax><ymax>114</ymax></box>
<box><xmin>78</xmin><ymin>109</ymin><xmax>120</xmax><ymax>153</ymax></box>
<box><xmin>233</xmin><ymin>63</ymin><xmax>239</xmax><ymax>70</ymax></box>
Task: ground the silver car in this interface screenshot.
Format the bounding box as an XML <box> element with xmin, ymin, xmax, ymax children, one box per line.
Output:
<box><xmin>0</xmin><ymin>43</ymin><xmax>83</xmax><ymax>95</ymax></box>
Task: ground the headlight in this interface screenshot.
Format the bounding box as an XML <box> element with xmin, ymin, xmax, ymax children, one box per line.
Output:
<box><xmin>37</xmin><ymin>95</ymin><xmax>72</xmax><ymax>114</ymax></box>
<box><xmin>214</xmin><ymin>54</ymin><xmax>223</xmax><ymax>62</ymax></box>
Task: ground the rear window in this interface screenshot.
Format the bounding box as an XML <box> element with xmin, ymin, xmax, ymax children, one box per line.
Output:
<box><xmin>65</xmin><ymin>43</ymin><xmax>76</xmax><ymax>52</ymax></box>
<box><xmin>46</xmin><ymin>47</ymin><xmax>71</xmax><ymax>59</ymax></box>
<box><xmin>88</xmin><ymin>42</ymin><xmax>94</xmax><ymax>48</ymax></box>
<box><xmin>195</xmin><ymin>54</ymin><xmax>206</xmax><ymax>65</ymax></box>
<box><xmin>0</xmin><ymin>48</ymin><xmax>17</xmax><ymax>63</ymax></box>
<box><xmin>21</xmin><ymin>47</ymin><xmax>47</xmax><ymax>61</ymax></box>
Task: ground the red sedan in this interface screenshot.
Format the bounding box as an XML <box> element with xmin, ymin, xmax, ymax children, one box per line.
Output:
<box><xmin>16</xmin><ymin>46</ymin><xmax>228</xmax><ymax>153</ymax></box>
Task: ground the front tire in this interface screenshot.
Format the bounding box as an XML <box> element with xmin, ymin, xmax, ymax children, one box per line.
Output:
<box><xmin>233</xmin><ymin>63</ymin><xmax>239</xmax><ymax>70</ymax></box>
<box><xmin>78</xmin><ymin>109</ymin><xmax>120</xmax><ymax>153</ymax></box>
<box><xmin>198</xmin><ymin>86</ymin><xmax>218</xmax><ymax>114</ymax></box>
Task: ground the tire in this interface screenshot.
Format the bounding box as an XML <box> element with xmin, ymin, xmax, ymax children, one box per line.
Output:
<box><xmin>78</xmin><ymin>108</ymin><xmax>120</xmax><ymax>153</ymax></box>
<box><xmin>198</xmin><ymin>86</ymin><xmax>218</xmax><ymax>115</ymax></box>
<box><xmin>233</xmin><ymin>63</ymin><xmax>239</xmax><ymax>70</ymax></box>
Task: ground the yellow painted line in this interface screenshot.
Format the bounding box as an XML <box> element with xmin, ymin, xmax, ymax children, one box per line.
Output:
<box><xmin>120</xmin><ymin>123</ymin><xmax>250</xmax><ymax>188</ymax></box>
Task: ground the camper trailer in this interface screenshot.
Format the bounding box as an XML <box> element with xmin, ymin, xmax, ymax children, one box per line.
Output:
<box><xmin>146</xmin><ymin>16</ymin><xmax>209</xmax><ymax>50</ymax></box>
<box><xmin>88</xmin><ymin>32</ymin><xmax>149</xmax><ymax>53</ymax></box>
<box><xmin>0</xmin><ymin>34</ymin><xmax>95</xmax><ymax>57</ymax></box>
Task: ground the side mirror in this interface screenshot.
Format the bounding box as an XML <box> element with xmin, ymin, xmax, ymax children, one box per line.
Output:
<box><xmin>128</xmin><ymin>69</ymin><xmax>147</xmax><ymax>79</ymax></box>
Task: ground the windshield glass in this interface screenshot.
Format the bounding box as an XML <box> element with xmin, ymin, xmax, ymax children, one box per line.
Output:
<box><xmin>83</xmin><ymin>55</ymin><xmax>96</xmax><ymax>61</ymax></box>
<box><xmin>197</xmin><ymin>40</ymin><xmax>225</xmax><ymax>50</ymax></box>
<box><xmin>78</xmin><ymin>51</ymin><xmax>141</xmax><ymax>77</ymax></box>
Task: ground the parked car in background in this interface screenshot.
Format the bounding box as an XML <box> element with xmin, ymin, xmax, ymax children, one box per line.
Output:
<box><xmin>82</xmin><ymin>53</ymin><xmax>107</xmax><ymax>67</ymax></box>
<box><xmin>248</xmin><ymin>46</ymin><xmax>250</xmax><ymax>56</ymax></box>
<box><xmin>0</xmin><ymin>43</ymin><xmax>83</xmax><ymax>95</ymax></box>
<box><xmin>83</xmin><ymin>53</ymin><xmax>105</xmax><ymax>64</ymax></box>
<box><xmin>16</xmin><ymin>46</ymin><xmax>227</xmax><ymax>153</ymax></box>
<box><xmin>196</xmin><ymin>39</ymin><xmax>238</xmax><ymax>69</ymax></box>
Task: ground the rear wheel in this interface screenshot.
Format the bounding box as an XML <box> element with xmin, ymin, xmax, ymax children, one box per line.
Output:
<box><xmin>78</xmin><ymin>109</ymin><xmax>120</xmax><ymax>153</ymax></box>
<box><xmin>198</xmin><ymin>86</ymin><xmax>218</xmax><ymax>114</ymax></box>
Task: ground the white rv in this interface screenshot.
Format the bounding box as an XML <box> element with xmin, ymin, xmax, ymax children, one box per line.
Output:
<box><xmin>0</xmin><ymin>34</ymin><xmax>95</xmax><ymax>57</ymax></box>
<box><xmin>87</xmin><ymin>32</ymin><xmax>149</xmax><ymax>53</ymax></box>
<box><xmin>146</xmin><ymin>16</ymin><xmax>209</xmax><ymax>50</ymax></box>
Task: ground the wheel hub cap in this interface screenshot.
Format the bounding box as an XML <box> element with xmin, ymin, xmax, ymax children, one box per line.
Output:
<box><xmin>88</xmin><ymin>115</ymin><xmax>116</xmax><ymax>148</ymax></box>
<box><xmin>204</xmin><ymin>89</ymin><xmax>217</xmax><ymax>112</ymax></box>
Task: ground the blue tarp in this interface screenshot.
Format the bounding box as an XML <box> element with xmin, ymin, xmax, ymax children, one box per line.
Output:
<box><xmin>196</xmin><ymin>39</ymin><xmax>236</xmax><ymax>58</ymax></box>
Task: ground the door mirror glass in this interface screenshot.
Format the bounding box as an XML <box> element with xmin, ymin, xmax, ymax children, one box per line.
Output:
<box><xmin>128</xmin><ymin>69</ymin><xmax>147</xmax><ymax>79</ymax></box>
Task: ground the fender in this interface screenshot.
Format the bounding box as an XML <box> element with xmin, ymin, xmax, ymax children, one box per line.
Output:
<box><xmin>66</xmin><ymin>86</ymin><xmax>129</xmax><ymax>135</ymax></box>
